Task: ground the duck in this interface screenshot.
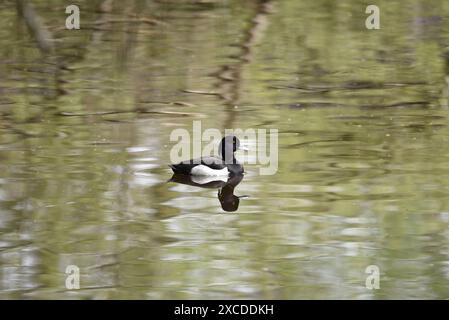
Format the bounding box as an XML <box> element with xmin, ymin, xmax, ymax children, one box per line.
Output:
<box><xmin>169</xmin><ymin>135</ymin><xmax>246</xmax><ymax>176</ymax></box>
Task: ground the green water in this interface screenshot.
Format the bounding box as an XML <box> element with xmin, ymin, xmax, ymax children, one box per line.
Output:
<box><xmin>0</xmin><ymin>0</ymin><xmax>449</xmax><ymax>299</ymax></box>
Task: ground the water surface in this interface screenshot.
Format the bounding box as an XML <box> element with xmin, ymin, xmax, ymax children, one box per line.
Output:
<box><xmin>0</xmin><ymin>0</ymin><xmax>449</xmax><ymax>299</ymax></box>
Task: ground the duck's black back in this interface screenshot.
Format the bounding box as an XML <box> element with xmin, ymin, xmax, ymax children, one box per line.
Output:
<box><xmin>169</xmin><ymin>156</ymin><xmax>244</xmax><ymax>175</ymax></box>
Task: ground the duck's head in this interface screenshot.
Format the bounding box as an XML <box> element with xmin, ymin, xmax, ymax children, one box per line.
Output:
<box><xmin>219</xmin><ymin>136</ymin><xmax>247</xmax><ymax>162</ymax></box>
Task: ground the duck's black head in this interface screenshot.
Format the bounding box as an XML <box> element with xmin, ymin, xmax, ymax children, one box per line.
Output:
<box><xmin>219</xmin><ymin>135</ymin><xmax>240</xmax><ymax>162</ymax></box>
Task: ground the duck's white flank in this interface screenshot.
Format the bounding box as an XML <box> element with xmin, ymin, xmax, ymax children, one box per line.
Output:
<box><xmin>190</xmin><ymin>165</ymin><xmax>229</xmax><ymax>176</ymax></box>
<box><xmin>191</xmin><ymin>175</ymin><xmax>228</xmax><ymax>184</ymax></box>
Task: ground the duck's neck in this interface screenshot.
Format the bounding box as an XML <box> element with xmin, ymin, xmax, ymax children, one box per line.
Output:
<box><xmin>220</xmin><ymin>152</ymin><xmax>236</xmax><ymax>164</ymax></box>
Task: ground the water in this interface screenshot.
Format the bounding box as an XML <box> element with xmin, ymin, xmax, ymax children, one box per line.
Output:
<box><xmin>0</xmin><ymin>0</ymin><xmax>449</xmax><ymax>299</ymax></box>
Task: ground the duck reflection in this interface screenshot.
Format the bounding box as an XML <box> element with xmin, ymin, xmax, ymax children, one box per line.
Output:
<box><xmin>168</xmin><ymin>174</ymin><xmax>246</xmax><ymax>212</ymax></box>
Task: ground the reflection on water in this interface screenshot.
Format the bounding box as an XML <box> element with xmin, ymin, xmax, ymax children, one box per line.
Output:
<box><xmin>169</xmin><ymin>174</ymin><xmax>246</xmax><ymax>212</ymax></box>
<box><xmin>0</xmin><ymin>0</ymin><xmax>449</xmax><ymax>299</ymax></box>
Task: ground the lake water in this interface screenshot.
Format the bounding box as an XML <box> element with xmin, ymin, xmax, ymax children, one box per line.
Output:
<box><xmin>0</xmin><ymin>0</ymin><xmax>449</xmax><ymax>299</ymax></box>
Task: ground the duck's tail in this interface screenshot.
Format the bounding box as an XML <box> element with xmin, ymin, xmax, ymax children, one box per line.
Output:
<box><xmin>169</xmin><ymin>164</ymin><xmax>183</xmax><ymax>174</ymax></box>
<box><xmin>167</xmin><ymin>165</ymin><xmax>177</xmax><ymax>183</ymax></box>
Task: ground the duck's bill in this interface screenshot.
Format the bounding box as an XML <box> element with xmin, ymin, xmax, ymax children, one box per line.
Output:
<box><xmin>238</xmin><ymin>195</ymin><xmax>250</xmax><ymax>199</ymax></box>
<box><xmin>239</xmin><ymin>145</ymin><xmax>249</xmax><ymax>151</ymax></box>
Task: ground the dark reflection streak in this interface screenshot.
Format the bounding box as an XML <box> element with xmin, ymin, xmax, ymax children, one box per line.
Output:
<box><xmin>288</xmin><ymin>139</ymin><xmax>348</xmax><ymax>148</ymax></box>
<box><xmin>442</xmin><ymin>47</ymin><xmax>449</xmax><ymax>108</ymax></box>
<box><xmin>16</xmin><ymin>0</ymin><xmax>54</xmax><ymax>54</ymax></box>
<box><xmin>272</xmin><ymin>81</ymin><xmax>428</xmax><ymax>91</ymax></box>
<box><xmin>210</xmin><ymin>0</ymin><xmax>274</xmax><ymax>128</ymax></box>
<box><xmin>116</xmin><ymin>0</ymin><xmax>139</xmax><ymax>115</ymax></box>
<box><xmin>359</xmin><ymin>101</ymin><xmax>430</xmax><ymax>110</ymax></box>
<box><xmin>15</xmin><ymin>0</ymin><xmax>65</xmax><ymax>100</ymax></box>
<box><xmin>0</xmin><ymin>241</ymin><xmax>33</xmax><ymax>253</ymax></box>
<box><xmin>90</xmin><ymin>1</ymin><xmax>113</xmax><ymax>46</ymax></box>
<box><xmin>117</xmin><ymin>0</ymin><xmax>141</xmax><ymax>71</ymax></box>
